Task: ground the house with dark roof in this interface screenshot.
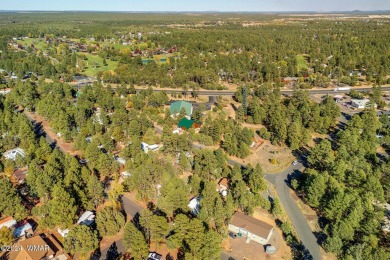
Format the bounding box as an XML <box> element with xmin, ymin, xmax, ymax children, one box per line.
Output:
<box><xmin>170</xmin><ymin>100</ymin><xmax>193</xmax><ymax>117</ymax></box>
<box><xmin>228</xmin><ymin>212</ymin><xmax>274</xmax><ymax>245</ymax></box>
<box><xmin>13</xmin><ymin>220</ymin><xmax>33</xmax><ymax>238</ymax></box>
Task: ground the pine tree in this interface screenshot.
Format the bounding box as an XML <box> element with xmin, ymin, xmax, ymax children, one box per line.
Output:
<box><xmin>123</xmin><ymin>222</ymin><xmax>149</xmax><ymax>260</ymax></box>
<box><xmin>64</xmin><ymin>225</ymin><xmax>99</xmax><ymax>257</ymax></box>
<box><xmin>49</xmin><ymin>184</ymin><xmax>77</xmax><ymax>228</ymax></box>
<box><xmin>0</xmin><ymin>227</ymin><xmax>13</xmax><ymax>246</ymax></box>
<box><xmin>96</xmin><ymin>207</ymin><xmax>125</xmax><ymax>236</ymax></box>
<box><xmin>0</xmin><ymin>178</ymin><xmax>26</xmax><ymax>221</ymax></box>
<box><xmin>86</xmin><ymin>172</ymin><xmax>104</xmax><ymax>208</ymax></box>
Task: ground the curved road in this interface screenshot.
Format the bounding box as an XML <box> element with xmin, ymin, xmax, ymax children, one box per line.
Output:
<box><xmin>265</xmin><ymin>163</ymin><xmax>321</xmax><ymax>260</ymax></box>
<box><xmin>226</xmin><ymin>156</ymin><xmax>321</xmax><ymax>260</ymax></box>
<box><xmin>190</xmin><ymin>139</ymin><xmax>322</xmax><ymax>259</ymax></box>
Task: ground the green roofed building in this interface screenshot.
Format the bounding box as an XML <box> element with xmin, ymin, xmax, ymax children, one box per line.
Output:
<box><xmin>178</xmin><ymin>118</ymin><xmax>201</xmax><ymax>130</ymax></box>
<box><xmin>170</xmin><ymin>100</ymin><xmax>193</xmax><ymax>117</ymax></box>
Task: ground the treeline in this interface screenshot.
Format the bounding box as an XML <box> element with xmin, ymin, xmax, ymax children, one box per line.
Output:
<box><xmin>235</xmin><ymin>86</ymin><xmax>340</xmax><ymax>149</ymax></box>
<box><xmin>2</xmin><ymin>15</ymin><xmax>390</xmax><ymax>89</ymax></box>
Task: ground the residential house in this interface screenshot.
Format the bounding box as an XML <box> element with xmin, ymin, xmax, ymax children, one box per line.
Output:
<box><xmin>351</xmin><ymin>99</ymin><xmax>376</xmax><ymax>109</ymax></box>
<box><xmin>77</xmin><ymin>210</ymin><xmax>95</xmax><ymax>226</ymax></box>
<box><xmin>141</xmin><ymin>142</ymin><xmax>159</xmax><ymax>153</ymax></box>
<box><xmin>0</xmin><ymin>89</ymin><xmax>11</xmax><ymax>95</ymax></box>
<box><xmin>0</xmin><ymin>216</ymin><xmax>17</xmax><ymax>229</ymax></box>
<box><xmin>3</xmin><ymin>148</ymin><xmax>26</xmax><ymax>161</ymax></box>
<box><xmin>228</xmin><ymin>212</ymin><xmax>274</xmax><ymax>245</ymax></box>
<box><xmin>13</xmin><ymin>168</ymin><xmax>28</xmax><ymax>184</ymax></box>
<box><xmin>188</xmin><ymin>196</ymin><xmax>202</xmax><ymax>215</ymax></box>
<box><xmin>13</xmin><ymin>220</ymin><xmax>33</xmax><ymax>238</ymax></box>
<box><xmin>177</xmin><ymin>118</ymin><xmax>201</xmax><ymax>131</ymax></box>
<box><xmin>58</xmin><ymin>210</ymin><xmax>95</xmax><ymax>238</ymax></box>
<box><xmin>11</xmin><ymin>234</ymin><xmax>70</xmax><ymax>260</ymax></box>
<box><xmin>217</xmin><ymin>178</ymin><xmax>229</xmax><ymax>197</ymax></box>
<box><xmin>170</xmin><ymin>100</ymin><xmax>193</xmax><ymax>117</ymax></box>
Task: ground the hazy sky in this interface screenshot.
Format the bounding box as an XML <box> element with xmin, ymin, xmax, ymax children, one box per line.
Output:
<box><xmin>2</xmin><ymin>0</ymin><xmax>389</xmax><ymax>12</ymax></box>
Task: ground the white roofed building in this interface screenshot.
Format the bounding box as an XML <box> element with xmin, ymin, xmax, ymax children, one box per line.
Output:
<box><xmin>351</xmin><ymin>99</ymin><xmax>376</xmax><ymax>109</ymax></box>
<box><xmin>3</xmin><ymin>148</ymin><xmax>25</xmax><ymax>161</ymax></box>
<box><xmin>77</xmin><ymin>210</ymin><xmax>95</xmax><ymax>226</ymax></box>
<box><xmin>141</xmin><ymin>142</ymin><xmax>160</xmax><ymax>153</ymax></box>
<box><xmin>0</xmin><ymin>216</ymin><xmax>17</xmax><ymax>229</ymax></box>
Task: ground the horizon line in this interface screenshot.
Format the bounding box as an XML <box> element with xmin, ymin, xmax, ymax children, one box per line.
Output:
<box><xmin>1</xmin><ymin>10</ymin><xmax>390</xmax><ymax>13</ymax></box>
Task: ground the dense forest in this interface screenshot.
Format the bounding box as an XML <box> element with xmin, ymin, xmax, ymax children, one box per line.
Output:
<box><xmin>0</xmin><ymin>12</ymin><xmax>389</xmax><ymax>260</ymax></box>
<box><xmin>296</xmin><ymin>110</ymin><xmax>390</xmax><ymax>258</ymax></box>
<box><xmin>1</xmin><ymin>12</ymin><xmax>390</xmax><ymax>89</ymax></box>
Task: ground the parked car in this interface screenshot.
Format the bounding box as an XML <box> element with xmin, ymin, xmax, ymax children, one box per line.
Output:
<box><xmin>228</xmin><ymin>232</ymin><xmax>237</xmax><ymax>239</ymax></box>
<box><xmin>79</xmin><ymin>159</ymin><xmax>88</xmax><ymax>164</ymax></box>
<box><xmin>292</xmin><ymin>160</ymin><xmax>298</xmax><ymax>166</ymax></box>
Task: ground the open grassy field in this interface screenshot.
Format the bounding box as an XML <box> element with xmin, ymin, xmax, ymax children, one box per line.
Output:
<box><xmin>296</xmin><ymin>54</ymin><xmax>309</xmax><ymax>72</ymax></box>
<box><xmin>16</xmin><ymin>38</ymin><xmax>47</xmax><ymax>50</ymax></box>
<box><xmin>78</xmin><ymin>52</ymin><xmax>118</xmax><ymax>76</ymax></box>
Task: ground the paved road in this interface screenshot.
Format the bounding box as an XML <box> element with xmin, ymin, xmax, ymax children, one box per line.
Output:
<box><xmin>165</xmin><ymin>119</ymin><xmax>321</xmax><ymax>259</ymax></box>
<box><xmin>100</xmin><ymin>194</ymin><xmax>143</xmax><ymax>260</ymax></box>
<box><xmin>223</xmin><ymin>157</ymin><xmax>321</xmax><ymax>259</ymax></box>
<box><xmin>266</xmin><ymin>163</ymin><xmax>321</xmax><ymax>260</ymax></box>
<box><xmin>121</xmin><ymin>194</ymin><xmax>143</xmax><ymax>220</ymax></box>
<box><xmin>135</xmin><ymin>85</ymin><xmax>390</xmax><ymax>96</ymax></box>
<box><xmin>22</xmin><ymin>111</ymin><xmax>64</xmax><ymax>153</ymax></box>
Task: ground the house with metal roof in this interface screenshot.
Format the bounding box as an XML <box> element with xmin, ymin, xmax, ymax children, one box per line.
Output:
<box><xmin>177</xmin><ymin>118</ymin><xmax>201</xmax><ymax>130</ymax></box>
<box><xmin>170</xmin><ymin>100</ymin><xmax>193</xmax><ymax>117</ymax></box>
<box><xmin>13</xmin><ymin>220</ymin><xmax>33</xmax><ymax>238</ymax></box>
<box><xmin>228</xmin><ymin>212</ymin><xmax>274</xmax><ymax>245</ymax></box>
<box><xmin>3</xmin><ymin>148</ymin><xmax>25</xmax><ymax>161</ymax></box>
<box><xmin>0</xmin><ymin>216</ymin><xmax>17</xmax><ymax>229</ymax></box>
<box><xmin>351</xmin><ymin>99</ymin><xmax>377</xmax><ymax>109</ymax></box>
<box><xmin>77</xmin><ymin>210</ymin><xmax>95</xmax><ymax>226</ymax></box>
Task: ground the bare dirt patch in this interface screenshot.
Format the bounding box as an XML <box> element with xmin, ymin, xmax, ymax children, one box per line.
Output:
<box><xmin>308</xmin><ymin>132</ymin><xmax>329</xmax><ymax>148</ymax></box>
<box><xmin>230</xmin><ymin>140</ymin><xmax>295</xmax><ymax>173</ymax></box>
<box><xmin>223</xmin><ymin>208</ymin><xmax>292</xmax><ymax>260</ymax></box>
<box><xmin>24</xmin><ymin>110</ymin><xmax>79</xmax><ymax>156</ymax></box>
